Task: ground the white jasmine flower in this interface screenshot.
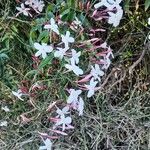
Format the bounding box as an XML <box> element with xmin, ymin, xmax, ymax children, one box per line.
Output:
<box><xmin>1</xmin><ymin>106</ymin><xmax>10</xmax><ymax>112</ymax></box>
<box><xmin>34</xmin><ymin>43</ymin><xmax>53</xmax><ymax>59</ymax></box>
<box><xmin>16</xmin><ymin>3</ymin><xmax>30</xmax><ymax>16</ymax></box>
<box><xmin>71</xmin><ymin>49</ymin><xmax>81</xmax><ymax>64</ymax></box>
<box><xmin>77</xmin><ymin>97</ymin><xmax>84</xmax><ymax>116</ymax></box>
<box><xmin>32</xmin><ymin>0</ymin><xmax>45</xmax><ymax>12</ymax></box>
<box><xmin>44</xmin><ymin>18</ymin><xmax>59</xmax><ymax>35</ymax></box>
<box><xmin>39</xmin><ymin>138</ymin><xmax>52</xmax><ymax>150</ymax></box>
<box><xmin>55</xmin><ymin>115</ymin><xmax>72</xmax><ymax>131</ymax></box>
<box><xmin>101</xmin><ymin>57</ymin><xmax>111</xmax><ymax>70</ymax></box>
<box><xmin>65</xmin><ymin>59</ymin><xmax>83</xmax><ymax>76</ymax></box>
<box><xmin>54</xmin><ymin>47</ymin><xmax>68</xmax><ymax>59</ymax></box>
<box><xmin>0</xmin><ymin>121</ymin><xmax>8</xmax><ymax>127</ymax></box>
<box><xmin>85</xmin><ymin>78</ymin><xmax>98</xmax><ymax>98</ymax></box>
<box><xmin>106</xmin><ymin>48</ymin><xmax>114</xmax><ymax>58</ymax></box>
<box><xmin>56</xmin><ymin>106</ymin><xmax>70</xmax><ymax>117</ymax></box>
<box><xmin>108</xmin><ymin>7</ymin><xmax>123</xmax><ymax>27</ymax></box>
<box><xmin>91</xmin><ymin>64</ymin><xmax>104</xmax><ymax>81</ymax></box>
<box><xmin>25</xmin><ymin>0</ymin><xmax>44</xmax><ymax>13</ymax></box>
<box><xmin>67</xmin><ymin>89</ymin><xmax>82</xmax><ymax>104</ymax></box>
<box><xmin>101</xmin><ymin>49</ymin><xmax>113</xmax><ymax>69</ymax></box>
<box><xmin>94</xmin><ymin>0</ymin><xmax>122</xmax><ymax>10</ymax></box>
<box><xmin>61</xmin><ymin>31</ymin><xmax>75</xmax><ymax>48</ymax></box>
<box><xmin>12</xmin><ymin>90</ymin><xmax>24</xmax><ymax>101</ymax></box>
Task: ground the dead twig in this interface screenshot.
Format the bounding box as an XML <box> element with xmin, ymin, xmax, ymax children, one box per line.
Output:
<box><xmin>108</xmin><ymin>70</ymin><xmax>127</xmax><ymax>91</ymax></box>
<box><xmin>128</xmin><ymin>42</ymin><xmax>148</xmax><ymax>75</ymax></box>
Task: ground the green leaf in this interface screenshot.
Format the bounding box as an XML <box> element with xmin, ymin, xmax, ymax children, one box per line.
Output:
<box><xmin>38</xmin><ymin>55</ymin><xmax>54</xmax><ymax>69</ymax></box>
<box><xmin>37</xmin><ymin>30</ymin><xmax>49</xmax><ymax>42</ymax></box>
<box><xmin>145</xmin><ymin>0</ymin><xmax>150</xmax><ymax>11</ymax></box>
<box><xmin>24</xmin><ymin>70</ymin><xmax>38</xmax><ymax>78</ymax></box>
<box><xmin>67</xmin><ymin>0</ymin><xmax>75</xmax><ymax>8</ymax></box>
<box><xmin>60</xmin><ymin>8</ymin><xmax>70</xmax><ymax>18</ymax></box>
<box><xmin>67</xmin><ymin>10</ymin><xmax>76</xmax><ymax>22</ymax></box>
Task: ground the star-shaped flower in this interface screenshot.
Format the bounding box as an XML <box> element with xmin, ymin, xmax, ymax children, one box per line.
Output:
<box><xmin>25</xmin><ymin>0</ymin><xmax>45</xmax><ymax>12</ymax></box>
<box><xmin>61</xmin><ymin>31</ymin><xmax>75</xmax><ymax>48</ymax></box>
<box><xmin>56</xmin><ymin>106</ymin><xmax>70</xmax><ymax>117</ymax></box>
<box><xmin>34</xmin><ymin>43</ymin><xmax>53</xmax><ymax>59</ymax></box>
<box><xmin>65</xmin><ymin>59</ymin><xmax>83</xmax><ymax>76</ymax></box>
<box><xmin>101</xmin><ymin>57</ymin><xmax>111</xmax><ymax>70</ymax></box>
<box><xmin>85</xmin><ymin>78</ymin><xmax>98</xmax><ymax>98</ymax></box>
<box><xmin>12</xmin><ymin>90</ymin><xmax>24</xmax><ymax>101</ymax></box>
<box><xmin>39</xmin><ymin>138</ymin><xmax>52</xmax><ymax>150</ymax></box>
<box><xmin>31</xmin><ymin>0</ymin><xmax>45</xmax><ymax>13</ymax></box>
<box><xmin>67</xmin><ymin>89</ymin><xmax>82</xmax><ymax>104</ymax></box>
<box><xmin>1</xmin><ymin>106</ymin><xmax>10</xmax><ymax>112</ymax></box>
<box><xmin>108</xmin><ymin>7</ymin><xmax>123</xmax><ymax>27</ymax></box>
<box><xmin>71</xmin><ymin>49</ymin><xmax>81</xmax><ymax>64</ymax></box>
<box><xmin>16</xmin><ymin>3</ymin><xmax>31</xmax><ymax>16</ymax></box>
<box><xmin>54</xmin><ymin>47</ymin><xmax>68</xmax><ymax>59</ymax></box>
<box><xmin>91</xmin><ymin>64</ymin><xmax>104</xmax><ymax>81</ymax></box>
<box><xmin>55</xmin><ymin>115</ymin><xmax>72</xmax><ymax>131</ymax></box>
<box><xmin>44</xmin><ymin>18</ymin><xmax>59</xmax><ymax>35</ymax></box>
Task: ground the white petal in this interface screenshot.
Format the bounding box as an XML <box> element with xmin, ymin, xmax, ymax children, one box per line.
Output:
<box><xmin>56</xmin><ymin>108</ymin><xmax>62</xmax><ymax>115</ymax></box>
<box><xmin>69</xmin><ymin>37</ymin><xmax>75</xmax><ymax>43</ymax></box>
<box><xmin>50</xmin><ymin>18</ymin><xmax>55</xmax><ymax>24</ymax></box>
<box><xmin>35</xmin><ymin>50</ymin><xmax>42</xmax><ymax>57</ymax></box>
<box><xmin>39</xmin><ymin>138</ymin><xmax>52</xmax><ymax>150</ymax></box>
<box><xmin>87</xmin><ymin>89</ymin><xmax>94</xmax><ymax>98</ymax></box>
<box><xmin>54</xmin><ymin>51</ymin><xmax>62</xmax><ymax>58</ymax></box>
<box><xmin>23</xmin><ymin>10</ymin><xmax>29</xmax><ymax>16</ymax></box>
<box><xmin>148</xmin><ymin>18</ymin><xmax>150</xmax><ymax>25</ymax></box>
<box><xmin>62</xmin><ymin>106</ymin><xmax>69</xmax><ymax>113</ymax></box>
<box><xmin>73</xmin><ymin>66</ymin><xmax>83</xmax><ymax>76</ymax></box>
<box><xmin>42</xmin><ymin>45</ymin><xmax>53</xmax><ymax>53</ymax></box>
<box><xmin>34</xmin><ymin>43</ymin><xmax>42</xmax><ymax>50</ymax></box>
<box><xmin>65</xmin><ymin>117</ymin><xmax>72</xmax><ymax>124</ymax></box>
<box><xmin>16</xmin><ymin>7</ymin><xmax>22</xmax><ymax>11</ymax></box>
<box><xmin>76</xmin><ymin>90</ymin><xmax>82</xmax><ymax>95</ymax></box>
<box><xmin>65</xmin><ymin>64</ymin><xmax>72</xmax><ymax>71</ymax></box>
<box><xmin>12</xmin><ymin>91</ymin><xmax>18</xmax><ymax>97</ymax></box>
<box><xmin>53</xmin><ymin>28</ymin><xmax>59</xmax><ymax>35</ymax></box>
<box><xmin>41</xmin><ymin>52</ymin><xmax>47</xmax><ymax>59</ymax></box>
<box><xmin>39</xmin><ymin>146</ymin><xmax>47</xmax><ymax>150</ymax></box>
<box><xmin>21</xmin><ymin>3</ymin><xmax>25</xmax><ymax>9</ymax></box>
<box><xmin>66</xmin><ymin>31</ymin><xmax>70</xmax><ymax>37</ymax></box>
<box><xmin>94</xmin><ymin>2</ymin><xmax>103</xmax><ymax>9</ymax></box>
<box><xmin>44</xmin><ymin>24</ymin><xmax>51</xmax><ymax>29</ymax></box>
<box><xmin>44</xmin><ymin>139</ymin><xmax>52</xmax><ymax>149</ymax></box>
<box><xmin>100</xmin><ymin>42</ymin><xmax>107</xmax><ymax>48</ymax></box>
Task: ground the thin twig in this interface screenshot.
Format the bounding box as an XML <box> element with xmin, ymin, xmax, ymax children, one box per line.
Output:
<box><xmin>128</xmin><ymin>43</ymin><xmax>148</xmax><ymax>74</ymax></box>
